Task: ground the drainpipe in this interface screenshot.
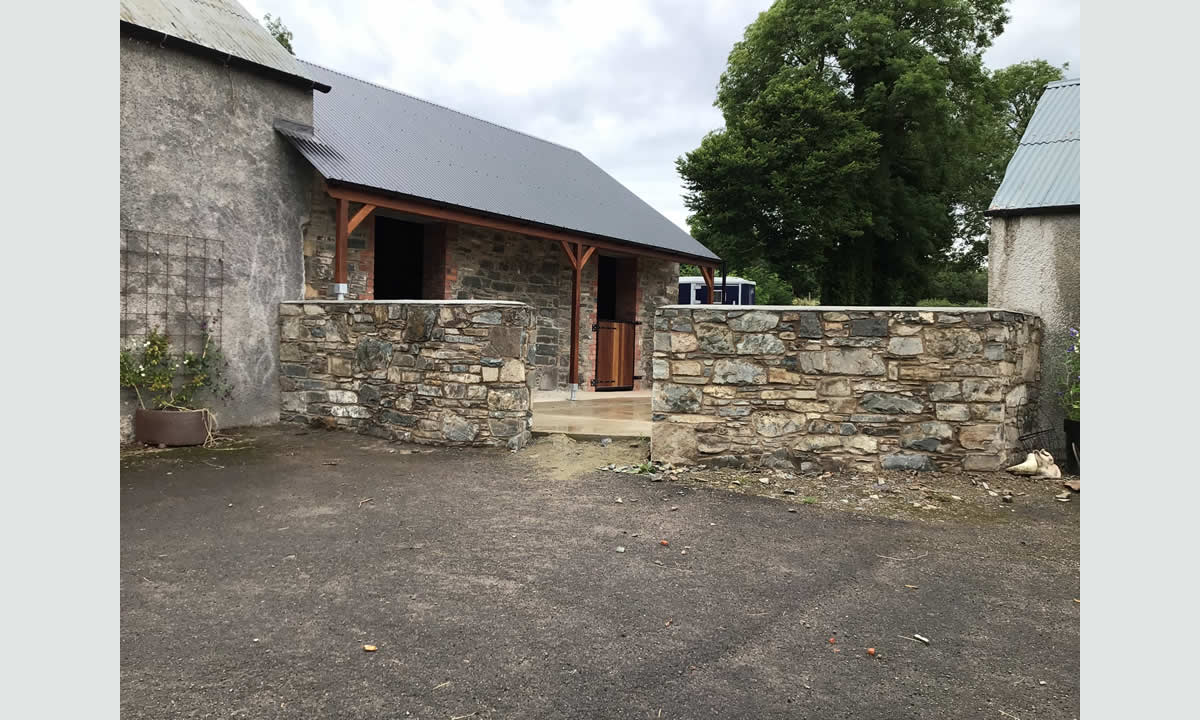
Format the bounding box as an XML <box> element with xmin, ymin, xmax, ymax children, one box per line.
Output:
<box><xmin>334</xmin><ymin>283</ymin><xmax>348</xmax><ymax>301</ymax></box>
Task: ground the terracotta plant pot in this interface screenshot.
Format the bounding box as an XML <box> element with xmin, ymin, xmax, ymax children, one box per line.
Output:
<box><xmin>134</xmin><ymin>408</ymin><xmax>212</xmax><ymax>447</ymax></box>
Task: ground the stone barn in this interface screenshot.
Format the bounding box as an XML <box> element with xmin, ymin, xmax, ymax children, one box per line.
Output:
<box><xmin>119</xmin><ymin>0</ymin><xmax>720</xmax><ymax>441</ymax></box>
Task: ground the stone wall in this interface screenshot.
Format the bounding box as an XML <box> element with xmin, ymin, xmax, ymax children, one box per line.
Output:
<box><xmin>302</xmin><ymin>171</ymin><xmax>375</xmax><ymax>300</ymax></box>
<box><xmin>300</xmin><ymin>185</ymin><xmax>683</xmax><ymax>392</ymax></box>
<box><xmin>446</xmin><ymin>225</ymin><xmax>595</xmax><ymax>391</ymax></box>
<box><xmin>279</xmin><ymin>301</ymin><xmax>536</xmax><ymax>448</ymax></box>
<box><xmin>120</xmin><ymin>32</ymin><xmax>313</xmax><ymax>436</ymax></box>
<box><xmin>651</xmin><ymin>307</ymin><xmax>1042</xmax><ymax>472</ymax></box>
<box><xmin>988</xmin><ymin>212</ymin><xmax>1080</xmax><ymax>435</ymax></box>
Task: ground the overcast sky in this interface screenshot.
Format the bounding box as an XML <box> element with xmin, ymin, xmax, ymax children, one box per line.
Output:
<box><xmin>242</xmin><ymin>0</ymin><xmax>1080</xmax><ymax>232</ymax></box>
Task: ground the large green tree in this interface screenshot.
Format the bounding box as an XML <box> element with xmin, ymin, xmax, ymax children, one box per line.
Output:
<box><xmin>952</xmin><ymin>58</ymin><xmax>1068</xmax><ymax>266</ymax></box>
<box><xmin>678</xmin><ymin>0</ymin><xmax>1010</xmax><ymax>304</ymax></box>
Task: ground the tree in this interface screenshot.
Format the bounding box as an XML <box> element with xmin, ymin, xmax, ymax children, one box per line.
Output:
<box><xmin>678</xmin><ymin>0</ymin><xmax>1010</xmax><ymax>304</ymax></box>
<box><xmin>263</xmin><ymin>13</ymin><xmax>295</xmax><ymax>55</ymax></box>
<box><xmin>952</xmin><ymin>59</ymin><xmax>1067</xmax><ymax>266</ymax></box>
<box><xmin>993</xmin><ymin>60</ymin><xmax>1069</xmax><ymax>146</ymax></box>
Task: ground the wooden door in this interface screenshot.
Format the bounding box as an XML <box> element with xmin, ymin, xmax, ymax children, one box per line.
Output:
<box><xmin>594</xmin><ymin>320</ymin><xmax>636</xmax><ymax>390</ymax></box>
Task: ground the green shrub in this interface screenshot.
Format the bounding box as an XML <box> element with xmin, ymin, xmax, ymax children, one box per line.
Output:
<box><xmin>120</xmin><ymin>327</ymin><xmax>231</xmax><ymax>410</ymax></box>
<box><xmin>1062</xmin><ymin>327</ymin><xmax>1080</xmax><ymax>421</ymax></box>
<box><xmin>915</xmin><ymin>298</ymin><xmax>986</xmax><ymax>307</ymax></box>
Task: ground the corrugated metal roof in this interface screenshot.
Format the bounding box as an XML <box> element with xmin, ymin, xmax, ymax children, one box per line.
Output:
<box><xmin>988</xmin><ymin>78</ymin><xmax>1080</xmax><ymax>214</ymax></box>
<box><xmin>283</xmin><ymin>61</ymin><xmax>719</xmax><ymax>263</ymax></box>
<box><xmin>120</xmin><ymin>0</ymin><xmax>325</xmax><ymax>91</ymax></box>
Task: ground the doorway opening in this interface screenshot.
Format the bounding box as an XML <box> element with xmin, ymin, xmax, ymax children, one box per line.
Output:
<box><xmin>373</xmin><ymin>216</ymin><xmax>425</xmax><ymax>300</ymax></box>
<box><xmin>594</xmin><ymin>255</ymin><xmax>638</xmax><ymax>391</ymax></box>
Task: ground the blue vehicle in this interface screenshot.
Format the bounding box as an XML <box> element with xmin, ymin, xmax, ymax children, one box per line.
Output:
<box><xmin>678</xmin><ymin>275</ymin><xmax>756</xmax><ymax>305</ymax></box>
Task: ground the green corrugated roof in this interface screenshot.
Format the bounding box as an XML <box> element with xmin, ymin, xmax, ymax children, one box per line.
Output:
<box><xmin>987</xmin><ymin>78</ymin><xmax>1080</xmax><ymax>215</ymax></box>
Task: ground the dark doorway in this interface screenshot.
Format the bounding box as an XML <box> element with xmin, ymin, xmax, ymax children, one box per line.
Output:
<box><xmin>374</xmin><ymin>216</ymin><xmax>424</xmax><ymax>300</ymax></box>
<box><xmin>594</xmin><ymin>256</ymin><xmax>638</xmax><ymax>391</ymax></box>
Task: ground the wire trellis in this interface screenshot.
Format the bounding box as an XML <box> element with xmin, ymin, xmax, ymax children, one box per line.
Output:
<box><xmin>120</xmin><ymin>228</ymin><xmax>223</xmax><ymax>353</ymax></box>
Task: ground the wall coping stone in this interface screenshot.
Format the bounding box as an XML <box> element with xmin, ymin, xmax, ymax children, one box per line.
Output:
<box><xmin>282</xmin><ymin>299</ymin><xmax>529</xmax><ymax>306</ymax></box>
<box><xmin>659</xmin><ymin>305</ymin><xmax>1027</xmax><ymax>314</ymax></box>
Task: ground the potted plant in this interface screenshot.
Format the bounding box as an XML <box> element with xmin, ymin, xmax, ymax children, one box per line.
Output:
<box><xmin>120</xmin><ymin>325</ymin><xmax>231</xmax><ymax>446</ymax></box>
<box><xmin>1061</xmin><ymin>326</ymin><xmax>1080</xmax><ymax>471</ymax></box>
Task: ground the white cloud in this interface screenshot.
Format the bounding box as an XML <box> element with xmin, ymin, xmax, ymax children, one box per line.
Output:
<box><xmin>243</xmin><ymin>1</ymin><xmax>1080</xmax><ymax>234</ymax></box>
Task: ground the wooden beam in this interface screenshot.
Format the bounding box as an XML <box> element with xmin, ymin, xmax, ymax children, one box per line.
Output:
<box><xmin>700</xmin><ymin>266</ymin><xmax>715</xmax><ymax>304</ymax></box>
<box><xmin>569</xmin><ymin>264</ymin><xmax>582</xmax><ymax>385</ymax></box>
<box><xmin>325</xmin><ymin>183</ymin><xmax>715</xmax><ymax>267</ymax></box>
<box><xmin>347</xmin><ymin>203</ymin><xmax>376</xmax><ymax>234</ymax></box>
<box><xmin>563</xmin><ymin>243</ymin><xmax>595</xmax><ymax>387</ymax></box>
<box><xmin>558</xmin><ymin>239</ymin><xmax>578</xmax><ymax>268</ymax></box>
<box><xmin>578</xmin><ymin>245</ymin><xmax>596</xmax><ymax>270</ymax></box>
<box><xmin>334</xmin><ymin>197</ymin><xmax>349</xmax><ymax>288</ymax></box>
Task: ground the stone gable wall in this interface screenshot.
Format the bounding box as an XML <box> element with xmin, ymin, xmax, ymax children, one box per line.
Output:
<box><xmin>279</xmin><ymin>301</ymin><xmax>536</xmax><ymax>448</ymax></box>
<box><xmin>651</xmin><ymin>307</ymin><xmax>1042</xmax><ymax>472</ymax></box>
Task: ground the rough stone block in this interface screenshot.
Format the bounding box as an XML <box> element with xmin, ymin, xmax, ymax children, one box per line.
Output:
<box><xmin>441</xmin><ymin>413</ymin><xmax>479</xmax><ymax>442</ymax></box>
<box><xmin>728</xmin><ymin>311</ymin><xmax>779</xmax><ymax>332</ymax></box>
<box><xmin>695</xmin><ymin>323</ymin><xmax>736</xmax><ymax>354</ymax></box>
<box><xmin>928</xmin><ymin>382</ymin><xmax>961</xmax><ymax>401</ymax></box>
<box><xmin>752</xmin><ymin>412</ymin><xmax>804</xmax><ymax>438</ymax></box>
<box><xmin>712</xmin><ymin>359</ymin><xmax>766</xmax><ymax>384</ymax></box>
<box><xmin>652</xmin><ymin>358</ymin><xmax>669</xmax><ymax>380</ymax></box>
<box><xmin>651</xmin><ymin>422</ymin><xmax>697</xmax><ymax>465</ymax></box>
<box><xmin>935</xmin><ymin>403</ymin><xmax>970</xmax><ymax>421</ymax></box>
<box><xmin>970</xmin><ymin>403</ymin><xmax>1004</xmax><ymax>422</ymax></box>
<box><xmin>736</xmin><ymin>333</ymin><xmax>785</xmax><ymax>354</ymax></box>
<box><xmin>925</xmin><ymin>328</ymin><xmax>983</xmax><ymax>358</ymax></box>
<box><xmin>794</xmin><ymin>435</ymin><xmax>843</xmax><ymax>451</ymax></box>
<box><xmin>825</xmin><ymin>348</ymin><xmax>886</xmax><ymax>376</ymax></box>
<box><xmin>1005</xmin><ymin>384</ymin><xmax>1028</xmax><ymax>407</ymax></box>
<box><xmin>850</xmin><ymin>317</ymin><xmax>888</xmax><ymax>337</ymax></box>
<box><xmin>881</xmin><ymin>453</ymin><xmax>935</xmax><ymax>471</ymax></box>
<box><xmin>653</xmin><ymin>383</ymin><xmax>704</xmax><ymax>413</ymax></box>
<box><xmin>671</xmin><ymin>360</ymin><xmax>703</xmax><ymax>376</ymax></box>
<box><xmin>860</xmin><ymin>392</ymin><xmax>924</xmax><ymax>414</ymax></box>
<box><xmin>670</xmin><ymin>332</ymin><xmax>699</xmax><ymax>353</ymax></box>
<box><xmin>959</xmin><ymin>423</ymin><xmax>1000</xmax><ymax>450</ymax></box>
<box><xmin>793</xmin><ymin>313</ymin><xmax>823</xmax><ymax>338</ymax></box>
<box><xmin>887</xmin><ymin>336</ymin><xmax>924</xmax><ymax>355</ymax></box>
<box><xmin>962</xmin><ymin>378</ymin><xmax>1004</xmax><ymax>402</ymax></box>
<box><xmin>962</xmin><ymin>454</ymin><xmax>1004</xmax><ymax>471</ymax></box>
<box><xmin>499</xmin><ymin>358</ymin><xmax>525</xmax><ymax>382</ymax></box>
<box><xmin>899</xmin><ymin>421</ymin><xmax>953</xmax><ymax>451</ymax></box>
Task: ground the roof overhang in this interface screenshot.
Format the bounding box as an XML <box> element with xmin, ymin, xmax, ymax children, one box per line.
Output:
<box><xmin>320</xmin><ymin>178</ymin><xmax>721</xmax><ymax>268</ymax></box>
<box><xmin>984</xmin><ymin>203</ymin><xmax>1080</xmax><ymax>218</ymax></box>
<box><xmin>121</xmin><ymin>20</ymin><xmax>331</xmax><ymax>93</ymax></box>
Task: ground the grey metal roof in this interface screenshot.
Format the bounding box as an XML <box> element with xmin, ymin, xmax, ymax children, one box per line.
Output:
<box><xmin>988</xmin><ymin>78</ymin><xmax>1080</xmax><ymax>214</ymax></box>
<box><xmin>120</xmin><ymin>0</ymin><xmax>327</xmax><ymax>92</ymax></box>
<box><xmin>282</xmin><ymin>61</ymin><xmax>719</xmax><ymax>263</ymax></box>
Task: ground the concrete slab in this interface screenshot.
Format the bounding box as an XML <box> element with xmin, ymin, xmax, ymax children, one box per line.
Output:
<box><xmin>532</xmin><ymin>390</ymin><xmax>651</xmax><ymax>438</ymax></box>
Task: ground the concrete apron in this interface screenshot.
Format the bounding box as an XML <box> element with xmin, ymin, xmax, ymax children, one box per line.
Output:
<box><xmin>531</xmin><ymin>390</ymin><xmax>651</xmax><ymax>440</ymax></box>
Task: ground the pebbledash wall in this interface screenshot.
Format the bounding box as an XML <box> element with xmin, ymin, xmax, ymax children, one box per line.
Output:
<box><xmin>988</xmin><ymin>212</ymin><xmax>1079</xmax><ymax>434</ymax></box>
<box><xmin>301</xmin><ymin>178</ymin><xmax>678</xmax><ymax>391</ymax></box>
<box><xmin>279</xmin><ymin>300</ymin><xmax>536</xmax><ymax>448</ymax></box>
<box><xmin>651</xmin><ymin>307</ymin><xmax>1042</xmax><ymax>472</ymax></box>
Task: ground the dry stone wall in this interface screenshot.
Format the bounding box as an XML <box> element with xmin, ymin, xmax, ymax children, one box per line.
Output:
<box><xmin>279</xmin><ymin>300</ymin><xmax>536</xmax><ymax>448</ymax></box>
<box><xmin>651</xmin><ymin>307</ymin><xmax>1042</xmax><ymax>472</ymax></box>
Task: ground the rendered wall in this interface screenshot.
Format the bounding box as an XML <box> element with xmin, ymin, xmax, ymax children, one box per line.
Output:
<box><xmin>120</xmin><ymin>32</ymin><xmax>313</xmax><ymax>437</ymax></box>
<box><xmin>988</xmin><ymin>212</ymin><xmax>1080</xmax><ymax>434</ymax></box>
<box><xmin>279</xmin><ymin>301</ymin><xmax>535</xmax><ymax>448</ymax></box>
<box><xmin>651</xmin><ymin>307</ymin><xmax>1042</xmax><ymax>471</ymax></box>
